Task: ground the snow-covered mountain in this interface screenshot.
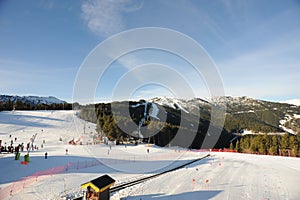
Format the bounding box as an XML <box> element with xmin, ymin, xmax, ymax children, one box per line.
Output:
<box><xmin>149</xmin><ymin>97</ymin><xmax>193</xmax><ymax>113</ymax></box>
<box><xmin>149</xmin><ymin>96</ymin><xmax>300</xmax><ymax>135</ymax></box>
<box><xmin>0</xmin><ymin>95</ymin><xmax>66</xmax><ymax>105</ymax></box>
<box><xmin>149</xmin><ymin>97</ymin><xmax>214</xmax><ymax>111</ymax></box>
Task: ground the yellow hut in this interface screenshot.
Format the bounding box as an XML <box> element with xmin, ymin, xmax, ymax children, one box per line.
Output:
<box><xmin>81</xmin><ymin>175</ymin><xmax>115</xmax><ymax>200</ymax></box>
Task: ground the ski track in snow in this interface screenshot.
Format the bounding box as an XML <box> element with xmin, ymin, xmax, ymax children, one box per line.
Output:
<box><xmin>0</xmin><ymin>111</ymin><xmax>300</xmax><ymax>200</ymax></box>
<box><xmin>149</xmin><ymin>103</ymin><xmax>160</xmax><ymax>120</ymax></box>
<box><xmin>113</xmin><ymin>154</ymin><xmax>300</xmax><ymax>200</ymax></box>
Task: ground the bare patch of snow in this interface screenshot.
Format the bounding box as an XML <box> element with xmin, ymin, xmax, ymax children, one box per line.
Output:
<box><xmin>149</xmin><ymin>103</ymin><xmax>160</xmax><ymax>120</ymax></box>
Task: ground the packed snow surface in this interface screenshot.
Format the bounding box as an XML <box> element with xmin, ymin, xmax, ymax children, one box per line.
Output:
<box><xmin>0</xmin><ymin>110</ymin><xmax>300</xmax><ymax>200</ymax></box>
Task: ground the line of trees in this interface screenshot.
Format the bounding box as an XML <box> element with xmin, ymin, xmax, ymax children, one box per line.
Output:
<box><xmin>0</xmin><ymin>100</ymin><xmax>74</xmax><ymax>111</ymax></box>
<box><xmin>230</xmin><ymin>133</ymin><xmax>300</xmax><ymax>157</ymax></box>
<box><xmin>224</xmin><ymin>113</ymin><xmax>283</xmax><ymax>134</ymax></box>
<box><xmin>79</xmin><ymin>101</ymin><xmax>234</xmax><ymax>149</ymax></box>
<box><xmin>80</xmin><ymin>102</ymin><xmax>183</xmax><ymax>146</ymax></box>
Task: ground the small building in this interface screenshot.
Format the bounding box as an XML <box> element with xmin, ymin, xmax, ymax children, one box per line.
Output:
<box><xmin>81</xmin><ymin>175</ymin><xmax>115</xmax><ymax>200</ymax></box>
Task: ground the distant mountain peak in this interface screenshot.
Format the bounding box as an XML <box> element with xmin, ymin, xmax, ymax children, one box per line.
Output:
<box><xmin>0</xmin><ymin>95</ymin><xmax>66</xmax><ymax>105</ymax></box>
<box><xmin>147</xmin><ymin>95</ymin><xmax>300</xmax><ymax>135</ymax></box>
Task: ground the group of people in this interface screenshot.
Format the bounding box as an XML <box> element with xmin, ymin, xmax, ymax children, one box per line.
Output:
<box><xmin>0</xmin><ymin>135</ymin><xmax>42</xmax><ymax>154</ymax></box>
<box><xmin>0</xmin><ymin>143</ymin><xmax>23</xmax><ymax>154</ymax></box>
<box><xmin>0</xmin><ymin>137</ymin><xmax>24</xmax><ymax>154</ymax></box>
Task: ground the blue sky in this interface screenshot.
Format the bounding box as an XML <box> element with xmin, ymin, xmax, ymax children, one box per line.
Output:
<box><xmin>0</xmin><ymin>0</ymin><xmax>299</xmax><ymax>103</ymax></box>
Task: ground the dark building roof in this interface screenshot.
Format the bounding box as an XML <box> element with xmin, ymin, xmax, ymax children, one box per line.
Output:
<box><xmin>81</xmin><ymin>174</ymin><xmax>115</xmax><ymax>193</ymax></box>
<box><xmin>91</xmin><ymin>175</ymin><xmax>115</xmax><ymax>189</ymax></box>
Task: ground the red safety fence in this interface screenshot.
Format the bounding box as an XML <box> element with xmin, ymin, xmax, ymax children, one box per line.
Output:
<box><xmin>0</xmin><ymin>148</ymin><xmax>235</xmax><ymax>199</ymax></box>
<box><xmin>0</xmin><ymin>152</ymin><xmax>181</xmax><ymax>199</ymax></box>
<box><xmin>193</xmin><ymin>148</ymin><xmax>237</xmax><ymax>153</ymax></box>
<box><xmin>210</xmin><ymin>148</ymin><xmax>237</xmax><ymax>153</ymax></box>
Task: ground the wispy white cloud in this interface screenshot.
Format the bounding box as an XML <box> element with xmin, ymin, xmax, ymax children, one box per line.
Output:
<box><xmin>81</xmin><ymin>0</ymin><xmax>143</xmax><ymax>37</ymax></box>
<box><xmin>0</xmin><ymin>58</ymin><xmax>28</xmax><ymax>66</ymax></box>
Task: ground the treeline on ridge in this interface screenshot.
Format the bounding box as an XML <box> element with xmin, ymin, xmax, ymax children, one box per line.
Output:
<box><xmin>79</xmin><ymin>101</ymin><xmax>233</xmax><ymax>149</ymax></box>
<box><xmin>224</xmin><ymin>112</ymin><xmax>283</xmax><ymax>134</ymax></box>
<box><xmin>0</xmin><ymin>100</ymin><xmax>75</xmax><ymax>111</ymax></box>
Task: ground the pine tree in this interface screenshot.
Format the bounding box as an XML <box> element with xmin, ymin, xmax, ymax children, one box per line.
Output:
<box><xmin>289</xmin><ymin>135</ymin><xmax>297</xmax><ymax>148</ymax></box>
<box><xmin>271</xmin><ymin>135</ymin><xmax>279</xmax><ymax>146</ymax></box>
<box><xmin>235</xmin><ymin>140</ymin><xmax>241</xmax><ymax>153</ymax></box>
<box><xmin>242</xmin><ymin>136</ymin><xmax>250</xmax><ymax>150</ymax></box>
<box><xmin>269</xmin><ymin>135</ymin><xmax>279</xmax><ymax>155</ymax></box>
<box><xmin>249</xmin><ymin>138</ymin><xmax>257</xmax><ymax>153</ymax></box>
<box><xmin>230</xmin><ymin>142</ymin><xmax>234</xmax><ymax>150</ymax></box>
<box><xmin>292</xmin><ymin>145</ymin><xmax>298</xmax><ymax>157</ymax></box>
<box><xmin>258</xmin><ymin>142</ymin><xmax>267</xmax><ymax>155</ymax></box>
<box><xmin>279</xmin><ymin>133</ymin><xmax>291</xmax><ymax>156</ymax></box>
<box><xmin>289</xmin><ymin>135</ymin><xmax>298</xmax><ymax>157</ymax></box>
<box><xmin>263</xmin><ymin>134</ymin><xmax>271</xmax><ymax>151</ymax></box>
<box><xmin>269</xmin><ymin>146</ymin><xmax>278</xmax><ymax>155</ymax></box>
<box><xmin>280</xmin><ymin>133</ymin><xmax>290</xmax><ymax>151</ymax></box>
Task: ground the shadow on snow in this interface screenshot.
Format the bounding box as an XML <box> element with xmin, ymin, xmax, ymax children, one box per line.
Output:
<box><xmin>121</xmin><ymin>190</ymin><xmax>223</xmax><ymax>200</ymax></box>
<box><xmin>0</xmin><ymin>155</ymin><xmax>210</xmax><ymax>185</ymax></box>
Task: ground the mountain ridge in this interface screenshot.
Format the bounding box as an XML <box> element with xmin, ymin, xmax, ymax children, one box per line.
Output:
<box><xmin>0</xmin><ymin>94</ymin><xmax>66</xmax><ymax>105</ymax></box>
<box><xmin>0</xmin><ymin>95</ymin><xmax>72</xmax><ymax>111</ymax></box>
<box><xmin>148</xmin><ymin>96</ymin><xmax>300</xmax><ymax>135</ymax></box>
<box><xmin>76</xmin><ymin>95</ymin><xmax>300</xmax><ymax>149</ymax></box>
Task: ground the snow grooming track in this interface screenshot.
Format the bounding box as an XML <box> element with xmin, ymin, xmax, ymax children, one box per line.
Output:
<box><xmin>71</xmin><ymin>154</ymin><xmax>210</xmax><ymax>200</ymax></box>
<box><xmin>109</xmin><ymin>154</ymin><xmax>210</xmax><ymax>193</ymax></box>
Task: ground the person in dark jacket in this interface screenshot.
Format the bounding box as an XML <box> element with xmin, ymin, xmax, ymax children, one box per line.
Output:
<box><xmin>86</xmin><ymin>186</ymin><xmax>94</xmax><ymax>199</ymax></box>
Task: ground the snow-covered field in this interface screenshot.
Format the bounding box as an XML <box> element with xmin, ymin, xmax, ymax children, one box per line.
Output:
<box><xmin>0</xmin><ymin>110</ymin><xmax>300</xmax><ymax>200</ymax></box>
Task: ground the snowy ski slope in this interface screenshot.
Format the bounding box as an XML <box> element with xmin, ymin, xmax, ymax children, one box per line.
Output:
<box><xmin>0</xmin><ymin>110</ymin><xmax>299</xmax><ymax>200</ymax></box>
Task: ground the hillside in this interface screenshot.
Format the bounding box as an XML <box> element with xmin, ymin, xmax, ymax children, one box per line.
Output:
<box><xmin>79</xmin><ymin>100</ymin><xmax>232</xmax><ymax>149</ymax></box>
<box><xmin>79</xmin><ymin>96</ymin><xmax>300</xmax><ymax>150</ymax></box>
<box><xmin>150</xmin><ymin>96</ymin><xmax>300</xmax><ymax>135</ymax></box>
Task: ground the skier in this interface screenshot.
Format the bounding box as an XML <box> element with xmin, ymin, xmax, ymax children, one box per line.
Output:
<box><xmin>85</xmin><ymin>186</ymin><xmax>94</xmax><ymax>200</ymax></box>
<box><xmin>15</xmin><ymin>145</ymin><xmax>19</xmax><ymax>154</ymax></box>
<box><xmin>45</xmin><ymin>152</ymin><xmax>48</xmax><ymax>159</ymax></box>
<box><xmin>65</xmin><ymin>148</ymin><xmax>68</xmax><ymax>155</ymax></box>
